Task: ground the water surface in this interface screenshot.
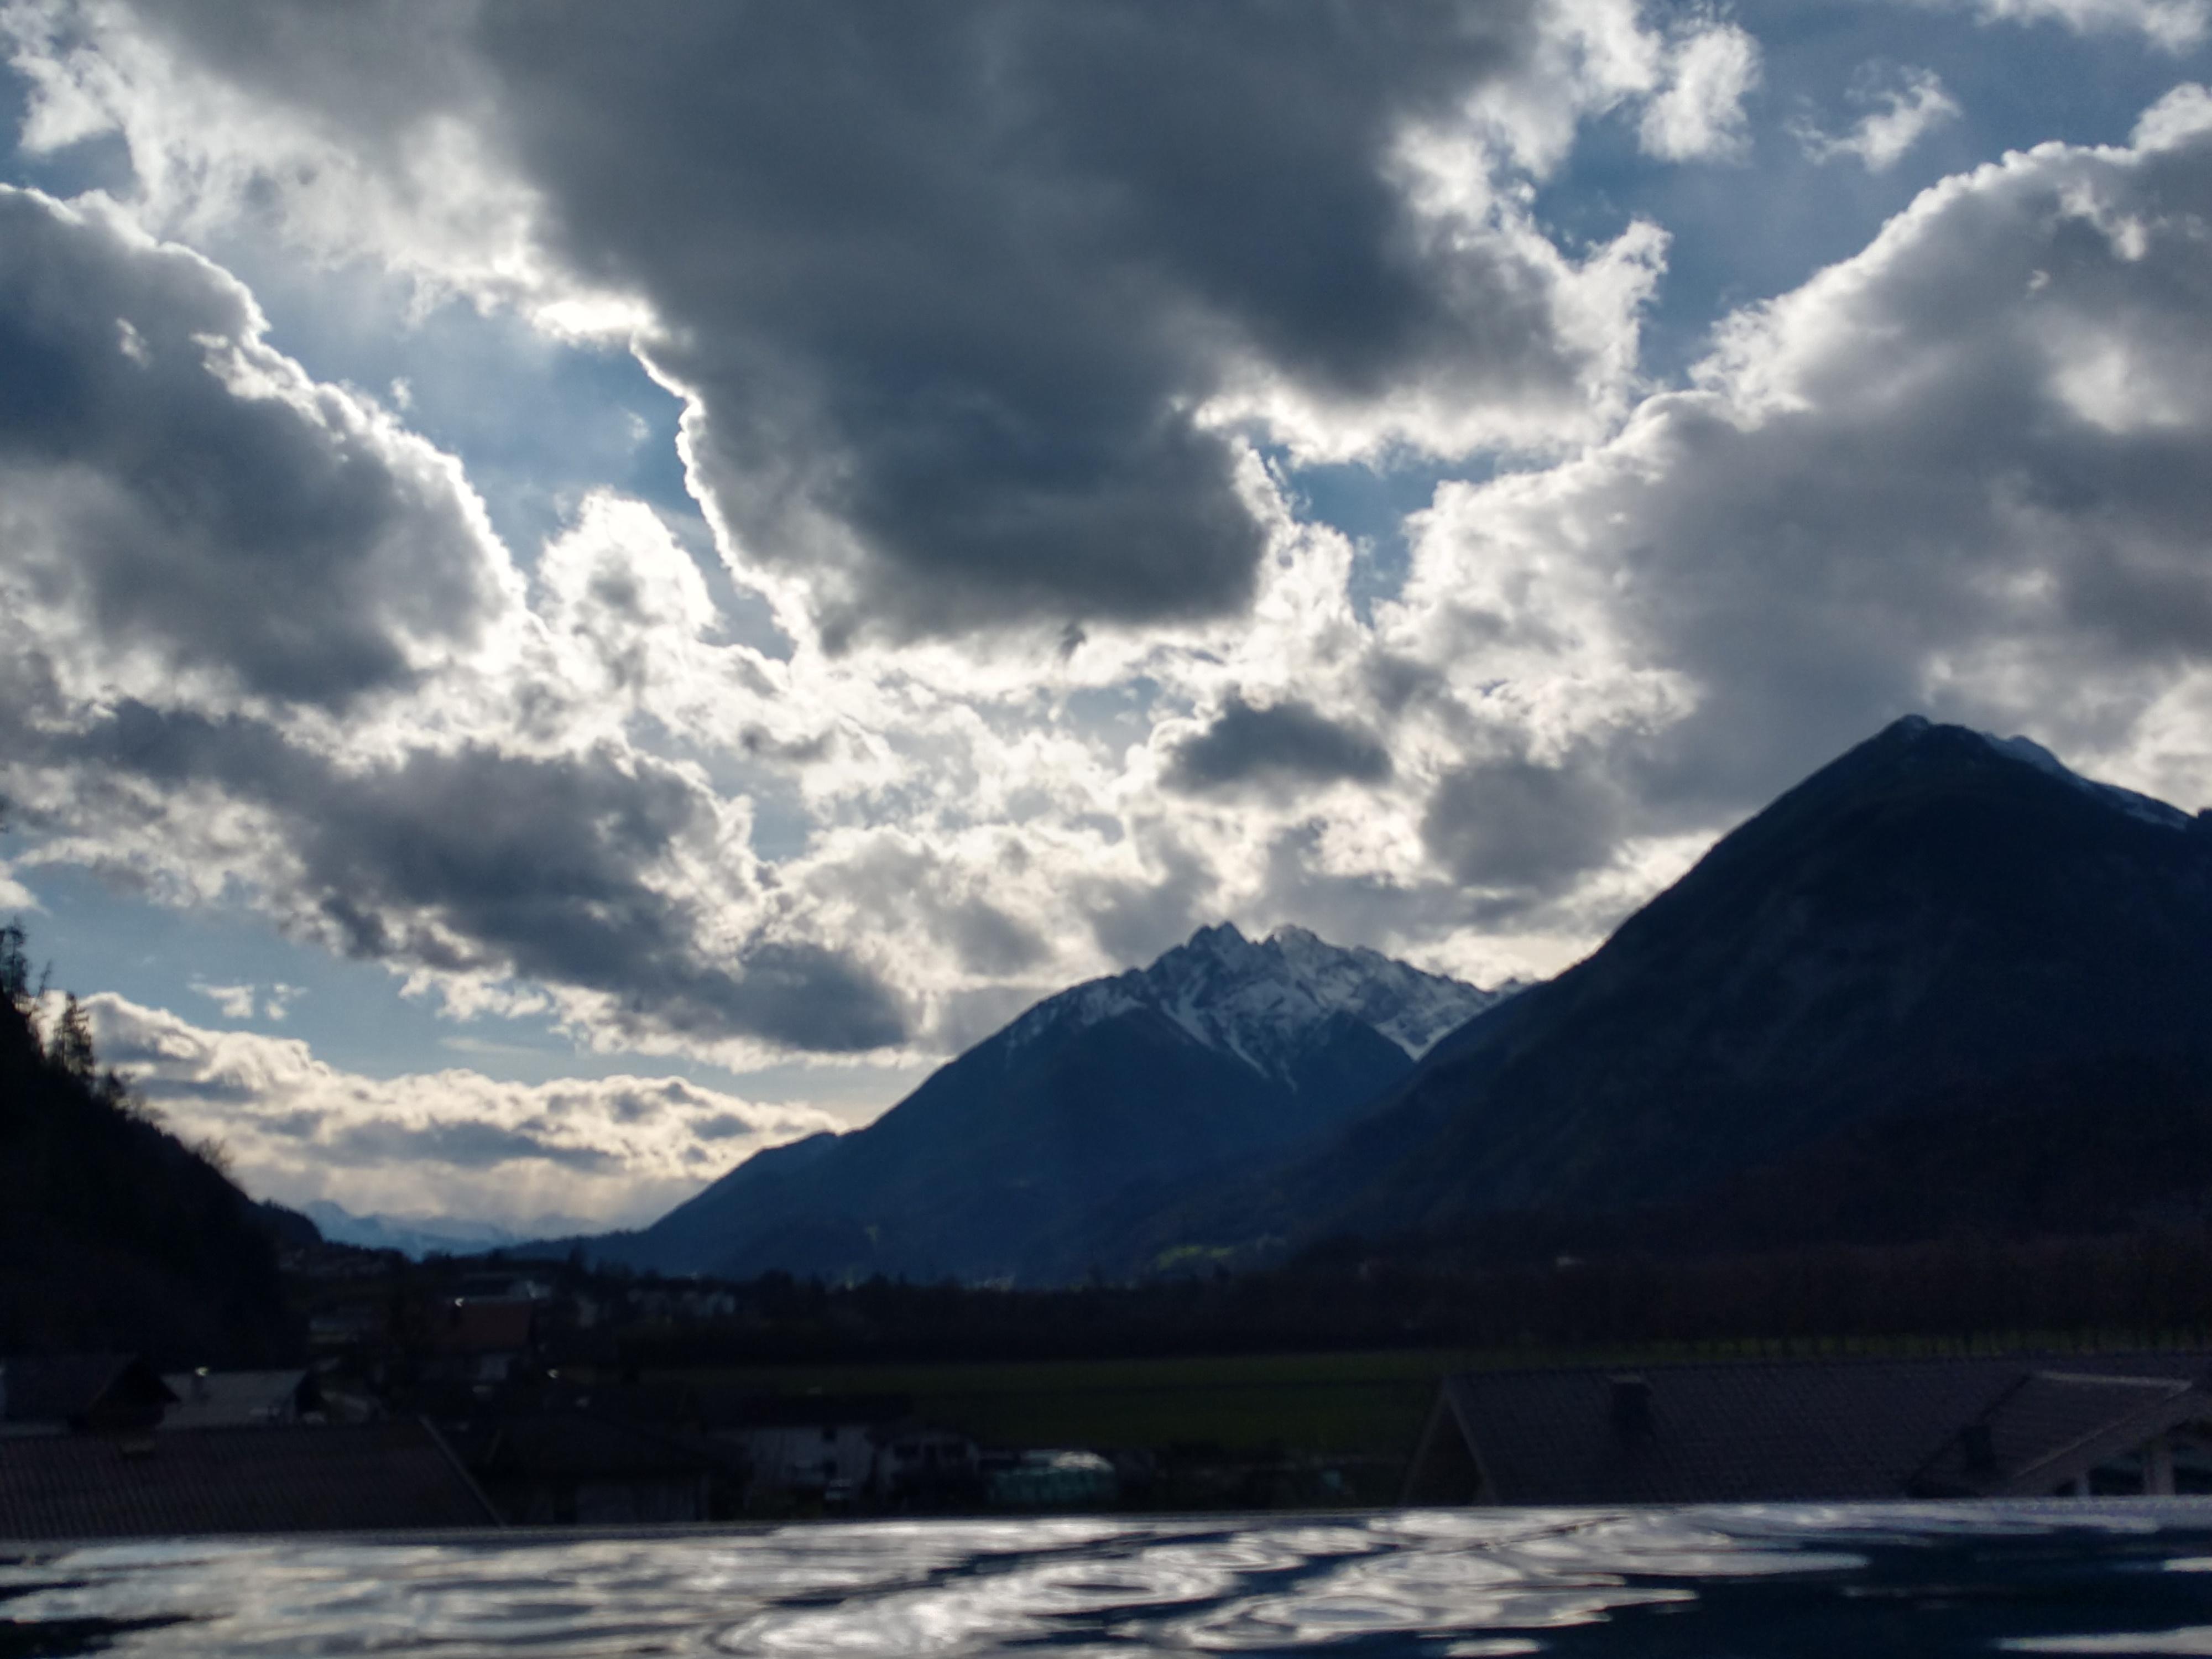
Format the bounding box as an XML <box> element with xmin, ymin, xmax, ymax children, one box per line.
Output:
<box><xmin>5</xmin><ymin>1501</ymin><xmax>2212</xmax><ymax>1655</ymax></box>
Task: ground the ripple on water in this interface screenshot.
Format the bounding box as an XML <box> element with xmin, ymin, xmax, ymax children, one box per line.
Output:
<box><xmin>2</xmin><ymin>1501</ymin><xmax>2211</xmax><ymax>1657</ymax></box>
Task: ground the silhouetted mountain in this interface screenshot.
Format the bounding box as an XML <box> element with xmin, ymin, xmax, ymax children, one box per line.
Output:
<box><xmin>0</xmin><ymin>930</ymin><xmax>299</xmax><ymax>1364</ymax></box>
<box><xmin>252</xmin><ymin>1199</ymin><xmax>323</xmax><ymax>1251</ymax></box>
<box><xmin>597</xmin><ymin>925</ymin><xmax>1509</xmax><ymax>1281</ymax></box>
<box><xmin>1155</xmin><ymin>717</ymin><xmax>2212</xmax><ymax>1264</ymax></box>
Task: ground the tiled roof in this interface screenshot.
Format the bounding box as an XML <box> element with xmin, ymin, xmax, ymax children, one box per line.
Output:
<box><xmin>0</xmin><ymin>1421</ymin><xmax>499</xmax><ymax>1540</ymax></box>
<box><xmin>1418</xmin><ymin>1351</ymin><xmax>2212</xmax><ymax>1505</ymax></box>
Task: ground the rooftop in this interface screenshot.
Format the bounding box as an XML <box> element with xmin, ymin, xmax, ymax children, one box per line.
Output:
<box><xmin>1407</xmin><ymin>1352</ymin><xmax>2212</xmax><ymax>1506</ymax></box>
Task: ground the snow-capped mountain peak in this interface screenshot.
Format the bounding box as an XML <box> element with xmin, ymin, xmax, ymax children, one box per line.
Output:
<box><xmin>1000</xmin><ymin>921</ymin><xmax>1515</xmax><ymax>1083</ymax></box>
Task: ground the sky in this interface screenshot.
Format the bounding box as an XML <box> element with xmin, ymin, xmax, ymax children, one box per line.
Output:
<box><xmin>4</xmin><ymin>0</ymin><xmax>2212</xmax><ymax>1233</ymax></box>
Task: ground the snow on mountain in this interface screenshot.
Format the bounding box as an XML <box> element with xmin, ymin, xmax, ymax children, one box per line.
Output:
<box><xmin>1001</xmin><ymin>921</ymin><xmax>1515</xmax><ymax>1084</ymax></box>
<box><xmin>1961</xmin><ymin>723</ymin><xmax>2196</xmax><ymax>832</ymax></box>
<box><xmin>300</xmin><ymin>1199</ymin><xmax>596</xmax><ymax>1260</ymax></box>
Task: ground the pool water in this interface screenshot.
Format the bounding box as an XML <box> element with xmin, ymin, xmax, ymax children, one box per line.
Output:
<box><xmin>4</xmin><ymin>1501</ymin><xmax>2211</xmax><ymax>1655</ymax></box>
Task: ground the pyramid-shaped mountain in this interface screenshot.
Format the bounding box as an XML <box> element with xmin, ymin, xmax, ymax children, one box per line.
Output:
<box><xmin>1164</xmin><ymin>717</ymin><xmax>2212</xmax><ymax>1261</ymax></box>
<box><xmin>608</xmin><ymin>924</ymin><xmax>1510</xmax><ymax>1281</ymax></box>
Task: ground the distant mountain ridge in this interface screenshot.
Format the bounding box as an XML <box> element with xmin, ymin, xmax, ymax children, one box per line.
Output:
<box><xmin>300</xmin><ymin>1200</ymin><xmax>601</xmax><ymax>1261</ymax></box>
<box><xmin>585</xmin><ymin>923</ymin><xmax>1512</xmax><ymax>1281</ymax></box>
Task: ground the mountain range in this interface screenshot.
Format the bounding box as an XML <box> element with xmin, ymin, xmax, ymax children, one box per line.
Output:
<box><xmin>565</xmin><ymin>716</ymin><xmax>2212</xmax><ymax>1282</ymax></box>
<box><xmin>587</xmin><ymin>924</ymin><xmax>1512</xmax><ymax>1281</ymax></box>
<box><xmin>298</xmin><ymin>1201</ymin><xmax>602</xmax><ymax>1261</ymax></box>
<box><xmin>1140</xmin><ymin>716</ymin><xmax>2212</xmax><ymax>1265</ymax></box>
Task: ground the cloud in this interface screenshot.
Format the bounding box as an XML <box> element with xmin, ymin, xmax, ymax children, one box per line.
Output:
<box><xmin>190</xmin><ymin>980</ymin><xmax>257</xmax><ymax>1020</ymax></box>
<box><xmin>11</xmin><ymin>4</ymin><xmax>2212</xmax><ymax>1061</ymax></box>
<box><xmin>11</xmin><ymin>700</ymin><xmax>907</xmax><ymax>1053</ymax></box>
<box><xmin>0</xmin><ymin>187</ymin><xmax>514</xmax><ymax>709</ymax></box>
<box><xmin>76</xmin><ymin>990</ymin><xmax>846</xmax><ymax>1226</ymax></box>
<box><xmin>1386</xmin><ymin>83</ymin><xmax>2212</xmax><ymax>866</ymax></box>
<box><xmin>1637</xmin><ymin>16</ymin><xmax>1762</xmax><ymax>163</ymax></box>
<box><xmin>1163</xmin><ymin>693</ymin><xmax>1394</xmax><ymax>796</ymax></box>
<box><xmin>1945</xmin><ymin>0</ymin><xmax>2211</xmax><ymax>50</ymax></box>
<box><xmin>2</xmin><ymin>2</ymin><xmax>1723</xmax><ymax>650</ymax></box>
<box><xmin>1421</xmin><ymin>756</ymin><xmax>1625</xmax><ymax>891</ymax></box>
<box><xmin>1795</xmin><ymin>66</ymin><xmax>1961</xmax><ymax>172</ymax></box>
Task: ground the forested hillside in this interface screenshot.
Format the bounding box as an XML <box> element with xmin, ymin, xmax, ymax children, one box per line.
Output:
<box><xmin>0</xmin><ymin>924</ymin><xmax>298</xmax><ymax>1364</ymax></box>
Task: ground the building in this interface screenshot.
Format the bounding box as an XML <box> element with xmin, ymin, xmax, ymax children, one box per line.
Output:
<box><xmin>451</xmin><ymin>1413</ymin><xmax>742</xmax><ymax>1525</ymax></box>
<box><xmin>716</xmin><ymin>1393</ymin><xmax>913</xmax><ymax>1504</ymax></box>
<box><xmin>423</xmin><ymin>1298</ymin><xmax>536</xmax><ymax>1387</ymax></box>
<box><xmin>0</xmin><ymin>1354</ymin><xmax>175</xmax><ymax>1436</ymax></box>
<box><xmin>983</xmin><ymin>1448</ymin><xmax>1117</xmax><ymax>1509</ymax></box>
<box><xmin>159</xmin><ymin>1369</ymin><xmax>322</xmax><ymax>1430</ymax></box>
<box><xmin>0</xmin><ymin>1420</ymin><xmax>499</xmax><ymax>1538</ymax></box>
<box><xmin>1403</xmin><ymin>1352</ymin><xmax>2212</xmax><ymax>1505</ymax></box>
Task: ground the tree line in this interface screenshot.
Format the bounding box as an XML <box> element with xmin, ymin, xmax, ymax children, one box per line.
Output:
<box><xmin>0</xmin><ymin>921</ymin><xmax>297</xmax><ymax>1364</ymax></box>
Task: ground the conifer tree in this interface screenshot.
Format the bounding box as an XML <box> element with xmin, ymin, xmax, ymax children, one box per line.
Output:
<box><xmin>0</xmin><ymin>920</ymin><xmax>27</xmax><ymax>1011</ymax></box>
<box><xmin>46</xmin><ymin>992</ymin><xmax>96</xmax><ymax>1079</ymax></box>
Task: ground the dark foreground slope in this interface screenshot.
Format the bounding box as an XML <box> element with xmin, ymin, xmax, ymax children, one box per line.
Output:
<box><xmin>1160</xmin><ymin>718</ymin><xmax>2212</xmax><ymax>1261</ymax></box>
<box><xmin>0</xmin><ymin>954</ymin><xmax>297</xmax><ymax>1363</ymax></box>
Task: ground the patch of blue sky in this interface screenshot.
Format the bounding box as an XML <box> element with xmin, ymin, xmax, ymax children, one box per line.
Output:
<box><xmin>0</xmin><ymin>65</ymin><xmax>132</xmax><ymax>200</ymax></box>
<box><xmin>1060</xmin><ymin>677</ymin><xmax>1167</xmax><ymax>747</ymax></box>
<box><xmin>6</xmin><ymin>862</ymin><xmax>765</xmax><ymax>1096</ymax></box>
<box><xmin>175</xmin><ymin>244</ymin><xmax>692</xmax><ymax>555</ymax></box>
<box><xmin>1537</xmin><ymin>2</ymin><xmax>2212</xmax><ymax>387</ymax></box>
<box><xmin>206</xmin><ymin>257</ymin><xmax>799</xmax><ymax>660</ymax></box>
<box><xmin>1274</xmin><ymin>448</ymin><xmax>1483</xmax><ymax>623</ymax></box>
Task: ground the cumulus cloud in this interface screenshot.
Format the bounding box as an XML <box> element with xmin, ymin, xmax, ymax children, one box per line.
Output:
<box><xmin>1422</xmin><ymin>756</ymin><xmax>1625</xmax><ymax>891</ymax></box>
<box><xmin>76</xmin><ymin>990</ymin><xmax>844</xmax><ymax>1227</ymax></box>
<box><xmin>1162</xmin><ymin>693</ymin><xmax>1394</xmax><ymax>796</ymax></box>
<box><xmin>1637</xmin><ymin>15</ymin><xmax>1762</xmax><ymax>162</ymax></box>
<box><xmin>1384</xmin><ymin>83</ymin><xmax>2212</xmax><ymax>867</ymax></box>
<box><xmin>0</xmin><ymin>187</ymin><xmax>514</xmax><ymax>709</ymax></box>
<box><xmin>1795</xmin><ymin>65</ymin><xmax>1962</xmax><ymax>171</ymax></box>
<box><xmin>1947</xmin><ymin>0</ymin><xmax>2212</xmax><ymax>50</ymax></box>
<box><xmin>9</xmin><ymin>2</ymin><xmax>2212</xmax><ymax>1087</ymax></box>
<box><xmin>0</xmin><ymin>1</ymin><xmax>1726</xmax><ymax>650</ymax></box>
<box><xmin>0</xmin><ymin>186</ymin><xmax>915</xmax><ymax>1060</ymax></box>
<box><xmin>9</xmin><ymin>700</ymin><xmax>907</xmax><ymax>1053</ymax></box>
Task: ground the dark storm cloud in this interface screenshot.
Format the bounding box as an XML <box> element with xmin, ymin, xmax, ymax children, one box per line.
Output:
<box><xmin>1081</xmin><ymin>838</ymin><xmax>1217</xmax><ymax>966</ymax></box>
<box><xmin>1421</xmin><ymin>757</ymin><xmax>1623</xmax><ymax>891</ymax></box>
<box><xmin>944</xmin><ymin>900</ymin><xmax>1049</xmax><ymax>976</ymax></box>
<box><xmin>0</xmin><ymin>189</ymin><xmax>507</xmax><ymax>706</ymax></box>
<box><xmin>1164</xmin><ymin>693</ymin><xmax>1393</xmax><ymax>795</ymax></box>
<box><xmin>125</xmin><ymin>0</ymin><xmax>1611</xmax><ymax>644</ymax></box>
<box><xmin>47</xmin><ymin>701</ymin><xmax>907</xmax><ymax>1051</ymax></box>
<box><xmin>824</xmin><ymin>841</ymin><xmax>1048</xmax><ymax>977</ymax></box>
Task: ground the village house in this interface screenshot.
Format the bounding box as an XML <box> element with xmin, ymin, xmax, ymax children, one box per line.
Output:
<box><xmin>0</xmin><ymin>1352</ymin><xmax>499</xmax><ymax>1538</ymax></box>
<box><xmin>1403</xmin><ymin>1351</ymin><xmax>2212</xmax><ymax>1505</ymax></box>
<box><xmin>447</xmin><ymin>1412</ymin><xmax>745</xmax><ymax>1525</ymax></box>
<box><xmin>159</xmin><ymin>1368</ymin><xmax>323</xmax><ymax>1430</ymax></box>
<box><xmin>0</xmin><ymin>1354</ymin><xmax>175</xmax><ymax>1436</ymax></box>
